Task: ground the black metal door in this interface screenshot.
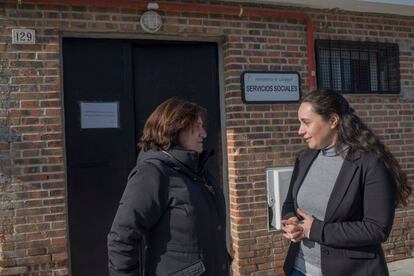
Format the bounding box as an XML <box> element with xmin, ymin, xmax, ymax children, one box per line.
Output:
<box><xmin>133</xmin><ymin>41</ymin><xmax>221</xmax><ymax>179</ymax></box>
<box><xmin>63</xmin><ymin>38</ymin><xmax>136</xmax><ymax>276</ymax></box>
<box><xmin>63</xmin><ymin>38</ymin><xmax>221</xmax><ymax>275</ymax></box>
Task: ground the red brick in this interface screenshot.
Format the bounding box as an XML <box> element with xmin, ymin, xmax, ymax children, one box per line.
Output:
<box><xmin>1</xmin><ymin>2</ymin><xmax>413</xmax><ymax>276</ymax></box>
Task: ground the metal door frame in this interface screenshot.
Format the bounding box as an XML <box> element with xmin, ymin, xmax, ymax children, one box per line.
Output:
<box><xmin>59</xmin><ymin>32</ymin><xmax>229</xmax><ymax>275</ymax></box>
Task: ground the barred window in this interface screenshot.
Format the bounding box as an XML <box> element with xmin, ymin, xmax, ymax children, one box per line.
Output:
<box><xmin>315</xmin><ymin>40</ymin><xmax>400</xmax><ymax>94</ymax></box>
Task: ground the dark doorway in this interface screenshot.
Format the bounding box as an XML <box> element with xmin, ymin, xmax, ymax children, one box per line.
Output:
<box><xmin>63</xmin><ymin>38</ymin><xmax>222</xmax><ymax>275</ymax></box>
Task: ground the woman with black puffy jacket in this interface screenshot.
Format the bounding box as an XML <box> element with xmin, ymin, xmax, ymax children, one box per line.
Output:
<box><xmin>107</xmin><ymin>98</ymin><xmax>230</xmax><ymax>276</ymax></box>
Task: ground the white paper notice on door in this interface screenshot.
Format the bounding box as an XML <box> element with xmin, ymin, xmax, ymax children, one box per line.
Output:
<box><xmin>80</xmin><ymin>101</ymin><xmax>119</xmax><ymax>129</ymax></box>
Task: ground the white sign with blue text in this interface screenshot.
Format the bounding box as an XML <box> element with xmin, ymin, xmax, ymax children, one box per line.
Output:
<box><xmin>241</xmin><ymin>71</ymin><xmax>301</xmax><ymax>103</ymax></box>
<box><xmin>80</xmin><ymin>102</ymin><xmax>119</xmax><ymax>129</ymax></box>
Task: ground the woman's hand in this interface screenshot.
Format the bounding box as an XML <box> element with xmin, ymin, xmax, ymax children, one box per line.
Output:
<box><xmin>296</xmin><ymin>209</ymin><xmax>314</xmax><ymax>239</ymax></box>
<box><xmin>281</xmin><ymin>217</ymin><xmax>304</xmax><ymax>243</ymax></box>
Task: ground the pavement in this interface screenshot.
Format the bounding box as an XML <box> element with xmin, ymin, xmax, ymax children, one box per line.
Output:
<box><xmin>389</xmin><ymin>258</ymin><xmax>414</xmax><ymax>276</ymax></box>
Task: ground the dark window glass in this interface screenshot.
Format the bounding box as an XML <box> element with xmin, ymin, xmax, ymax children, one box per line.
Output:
<box><xmin>315</xmin><ymin>40</ymin><xmax>400</xmax><ymax>93</ymax></box>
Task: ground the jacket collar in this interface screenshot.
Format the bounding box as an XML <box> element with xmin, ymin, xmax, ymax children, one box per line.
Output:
<box><xmin>162</xmin><ymin>148</ymin><xmax>213</xmax><ymax>179</ymax></box>
<box><xmin>323</xmin><ymin>149</ymin><xmax>361</xmax><ymax>221</ymax></box>
<box><xmin>164</xmin><ymin>148</ymin><xmax>200</xmax><ymax>172</ymax></box>
<box><xmin>137</xmin><ymin>147</ymin><xmax>213</xmax><ymax>178</ymax></box>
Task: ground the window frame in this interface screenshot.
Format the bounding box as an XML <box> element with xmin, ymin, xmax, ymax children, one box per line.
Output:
<box><xmin>315</xmin><ymin>39</ymin><xmax>401</xmax><ymax>94</ymax></box>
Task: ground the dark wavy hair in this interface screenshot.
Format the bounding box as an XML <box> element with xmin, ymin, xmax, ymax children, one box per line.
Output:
<box><xmin>301</xmin><ymin>89</ymin><xmax>411</xmax><ymax>207</ymax></box>
<box><xmin>138</xmin><ymin>98</ymin><xmax>206</xmax><ymax>151</ymax></box>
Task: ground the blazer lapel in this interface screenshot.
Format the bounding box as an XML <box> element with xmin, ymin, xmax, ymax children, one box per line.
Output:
<box><xmin>324</xmin><ymin>151</ymin><xmax>361</xmax><ymax>222</ymax></box>
<box><xmin>292</xmin><ymin>150</ymin><xmax>319</xmax><ymax>209</ymax></box>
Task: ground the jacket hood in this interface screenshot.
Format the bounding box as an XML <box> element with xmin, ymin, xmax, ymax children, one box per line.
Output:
<box><xmin>137</xmin><ymin>147</ymin><xmax>213</xmax><ymax>176</ymax></box>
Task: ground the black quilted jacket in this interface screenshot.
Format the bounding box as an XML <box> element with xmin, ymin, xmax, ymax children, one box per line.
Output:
<box><xmin>108</xmin><ymin>148</ymin><xmax>230</xmax><ymax>276</ymax></box>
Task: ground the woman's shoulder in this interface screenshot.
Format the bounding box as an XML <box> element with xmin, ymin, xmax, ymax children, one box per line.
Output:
<box><xmin>354</xmin><ymin>150</ymin><xmax>381</xmax><ymax>162</ymax></box>
<box><xmin>351</xmin><ymin>150</ymin><xmax>388</xmax><ymax>170</ymax></box>
<box><xmin>128</xmin><ymin>160</ymin><xmax>166</xmax><ymax>181</ymax></box>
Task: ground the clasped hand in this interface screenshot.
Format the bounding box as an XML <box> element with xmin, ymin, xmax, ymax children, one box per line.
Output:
<box><xmin>281</xmin><ymin>209</ymin><xmax>314</xmax><ymax>243</ymax></box>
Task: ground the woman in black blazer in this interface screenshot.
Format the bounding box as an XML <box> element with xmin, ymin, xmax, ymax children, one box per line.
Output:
<box><xmin>282</xmin><ymin>90</ymin><xmax>411</xmax><ymax>276</ymax></box>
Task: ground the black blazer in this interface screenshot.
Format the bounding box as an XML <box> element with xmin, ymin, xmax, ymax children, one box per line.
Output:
<box><xmin>282</xmin><ymin>149</ymin><xmax>395</xmax><ymax>276</ymax></box>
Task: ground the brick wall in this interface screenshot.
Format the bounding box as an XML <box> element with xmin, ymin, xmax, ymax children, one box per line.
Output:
<box><xmin>0</xmin><ymin>1</ymin><xmax>413</xmax><ymax>275</ymax></box>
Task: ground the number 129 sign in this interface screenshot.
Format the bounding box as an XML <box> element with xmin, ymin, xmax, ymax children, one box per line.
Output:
<box><xmin>12</xmin><ymin>29</ymin><xmax>35</xmax><ymax>44</ymax></box>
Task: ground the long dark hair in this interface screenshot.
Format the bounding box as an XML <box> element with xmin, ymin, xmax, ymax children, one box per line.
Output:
<box><xmin>301</xmin><ymin>89</ymin><xmax>410</xmax><ymax>207</ymax></box>
<box><xmin>138</xmin><ymin>98</ymin><xmax>206</xmax><ymax>151</ymax></box>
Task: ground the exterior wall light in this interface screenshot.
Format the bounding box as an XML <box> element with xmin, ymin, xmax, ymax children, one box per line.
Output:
<box><xmin>140</xmin><ymin>2</ymin><xmax>162</xmax><ymax>33</ymax></box>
